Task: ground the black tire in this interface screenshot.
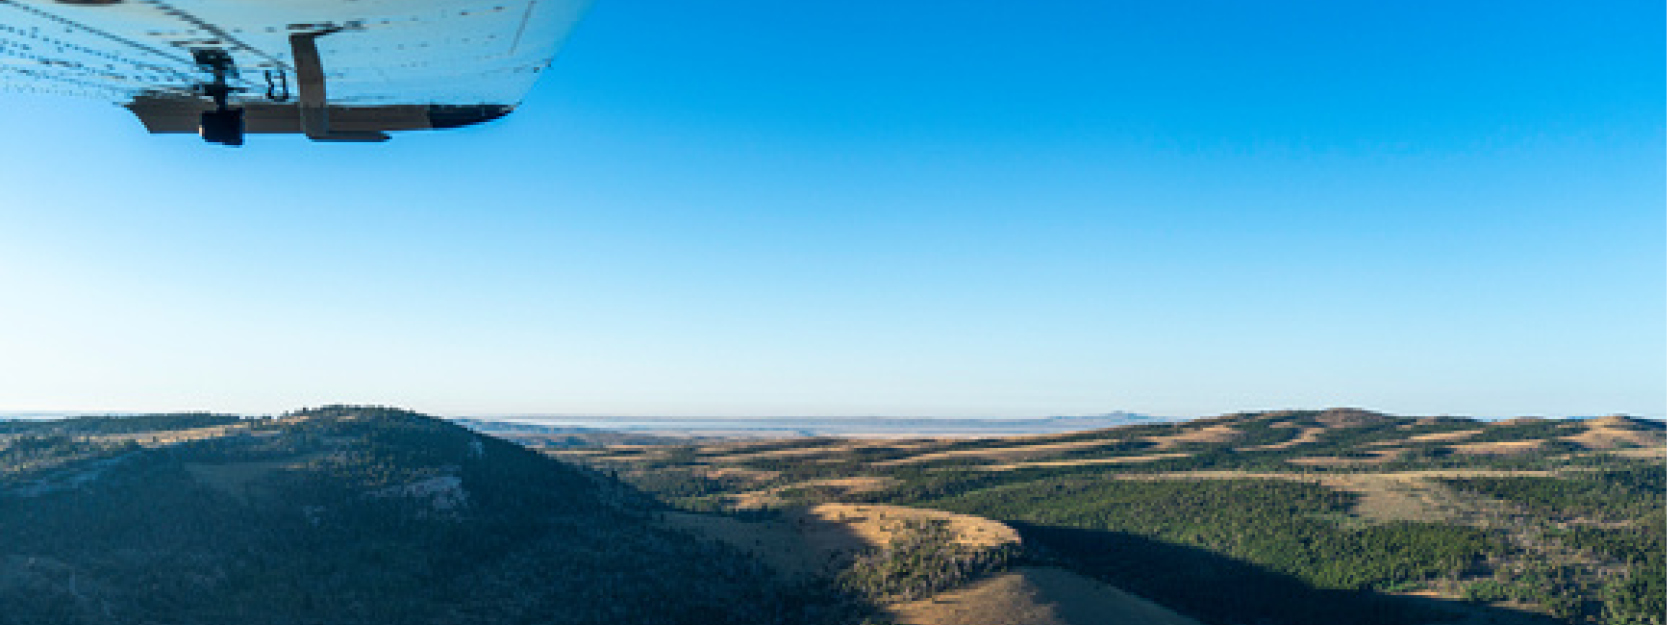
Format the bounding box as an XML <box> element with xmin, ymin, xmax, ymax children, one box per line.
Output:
<box><xmin>199</xmin><ymin>109</ymin><xmax>245</xmax><ymax>146</ymax></box>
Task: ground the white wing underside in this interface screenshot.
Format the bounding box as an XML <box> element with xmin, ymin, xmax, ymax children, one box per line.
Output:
<box><xmin>0</xmin><ymin>0</ymin><xmax>589</xmax><ymax>109</ymax></box>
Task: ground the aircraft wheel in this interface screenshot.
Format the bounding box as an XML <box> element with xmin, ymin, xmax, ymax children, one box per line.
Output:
<box><xmin>199</xmin><ymin>109</ymin><xmax>245</xmax><ymax>146</ymax></box>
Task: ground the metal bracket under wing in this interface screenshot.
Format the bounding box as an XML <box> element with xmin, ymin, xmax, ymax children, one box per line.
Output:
<box><xmin>289</xmin><ymin>30</ymin><xmax>388</xmax><ymax>143</ymax></box>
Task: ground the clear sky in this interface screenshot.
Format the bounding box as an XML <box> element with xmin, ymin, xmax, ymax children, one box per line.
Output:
<box><xmin>0</xmin><ymin>0</ymin><xmax>1661</xmax><ymax>418</ymax></box>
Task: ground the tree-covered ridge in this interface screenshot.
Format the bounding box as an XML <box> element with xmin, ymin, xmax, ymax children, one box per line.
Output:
<box><xmin>1442</xmin><ymin>466</ymin><xmax>1663</xmax><ymax>522</ymax></box>
<box><xmin>944</xmin><ymin>479</ymin><xmax>1488</xmax><ymax>588</ymax></box>
<box><xmin>0</xmin><ymin>406</ymin><xmax>856</xmax><ymax>625</ymax></box>
<box><xmin>0</xmin><ymin>412</ymin><xmax>243</xmax><ymax>435</ymax></box>
<box><xmin>1441</xmin><ymin>467</ymin><xmax>1665</xmax><ymax>625</ymax></box>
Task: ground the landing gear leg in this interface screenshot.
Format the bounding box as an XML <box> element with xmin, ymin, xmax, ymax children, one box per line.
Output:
<box><xmin>289</xmin><ymin>30</ymin><xmax>388</xmax><ymax>142</ymax></box>
<box><xmin>194</xmin><ymin>49</ymin><xmax>245</xmax><ymax>147</ymax></box>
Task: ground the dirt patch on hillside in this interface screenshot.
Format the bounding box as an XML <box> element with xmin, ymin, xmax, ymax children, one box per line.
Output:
<box><xmin>1561</xmin><ymin>426</ymin><xmax>1663</xmax><ymax>450</ymax></box>
<box><xmin>885</xmin><ymin>566</ymin><xmax>1201</xmax><ymax>625</ymax></box>
<box><xmin>548</xmin><ymin>448</ymin><xmax>609</xmax><ymax>456</ymax></box>
<box><xmin>724</xmin><ymin>491</ymin><xmax>786</xmax><ymax>509</ymax></box>
<box><xmin>1452</xmin><ymin>441</ymin><xmax>1543</xmax><ymax>455</ymax></box>
<box><xmin>660</xmin><ymin>503</ymin><xmax>1019</xmax><ymax>579</ymax></box>
<box><xmin>1320</xmin><ymin>474</ymin><xmax>1482</xmax><ymax>523</ymax></box>
<box><xmin>1241</xmin><ymin>426</ymin><xmax>1327</xmax><ymax>451</ymax></box>
<box><xmin>799</xmin><ymin>476</ymin><xmax>897</xmax><ymax>494</ymax></box>
<box><xmin>984</xmin><ymin>453</ymin><xmax>1190</xmax><ymax>471</ymax></box>
<box><xmin>1587</xmin><ymin>416</ymin><xmax>1660</xmax><ymax>429</ymax></box>
<box><xmin>695</xmin><ymin>466</ymin><xmax>781</xmax><ymax>482</ymax></box>
<box><xmin>98</xmin><ymin>425</ymin><xmax>246</xmax><ymax>446</ymax></box>
<box><xmin>813</xmin><ymin>503</ymin><xmax>1019</xmax><ymax>550</ymax></box>
<box><xmin>1143</xmin><ymin>425</ymin><xmax>1239</xmax><ymax>450</ymax></box>
<box><xmin>1374</xmin><ymin>429</ymin><xmax>1484</xmax><ymax>445</ymax></box>
<box><xmin>724</xmin><ymin>476</ymin><xmax>899</xmax><ymax>509</ymax></box>
<box><xmin>705</xmin><ymin>446</ymin><xmax>841</xmax><ymax>462</ymax></box>
<box><xmin>1286</xmin><ymin>450</ymin><xmax>1402</xmax><ymax>466</ymax></box>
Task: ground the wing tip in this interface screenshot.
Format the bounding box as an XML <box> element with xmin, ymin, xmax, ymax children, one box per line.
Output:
<box><xmin>427</xmin><ymin>104</ymin><xmax>516</xmax><ymax>130</ymax></box>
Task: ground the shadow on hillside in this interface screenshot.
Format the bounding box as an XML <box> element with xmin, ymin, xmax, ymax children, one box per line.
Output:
<box><xmin>1011</xmin><ymin>523</ymin><xmax>1563</xmax><ymax>625</ymax></box>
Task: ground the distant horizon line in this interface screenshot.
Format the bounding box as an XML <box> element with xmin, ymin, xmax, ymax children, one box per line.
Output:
<box><xmin>0</xmin><ymin>407</ymin><xmax>1659</xmax><ymax>422</ymax></box>
<box><xmin>0</xmin><ymin>409</ymin><xmax>1157</xmax><ymax>421</ymax></box>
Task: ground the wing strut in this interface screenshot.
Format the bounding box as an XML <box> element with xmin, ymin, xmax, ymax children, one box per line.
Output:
<box><xmin>289</xmin><ymin>30</ymin><xmax>389</xmax><ymax>143</ymax></box>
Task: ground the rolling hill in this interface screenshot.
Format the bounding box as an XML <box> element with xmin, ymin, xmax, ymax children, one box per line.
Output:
<box><xmin>559</xmin><ymin>408</ymin><xmax>1664</xmax><ymax>625</ymax></box>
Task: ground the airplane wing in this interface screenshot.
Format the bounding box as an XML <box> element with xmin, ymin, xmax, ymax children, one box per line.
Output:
<box><xmin>0</xmin><ymin>0</ymin><xmax>592</xmax><ymax>145</ymax></box>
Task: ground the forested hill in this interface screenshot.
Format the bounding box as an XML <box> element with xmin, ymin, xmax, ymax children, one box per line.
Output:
<box><xmin>0</xmin><ymin>406</ymin><xmax>850</xmax><ymax>625</ymax></box>
<box><xmin>564</xmin><ymin>408</ymin><xmax>1664</xmax><ymax>625</ymax></box>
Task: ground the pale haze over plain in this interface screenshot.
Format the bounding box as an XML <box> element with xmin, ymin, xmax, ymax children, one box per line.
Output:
<box><xmin>0</xmin><ymin>1</ymin><xmax>1661</xmax><ymax>419</ymax></box>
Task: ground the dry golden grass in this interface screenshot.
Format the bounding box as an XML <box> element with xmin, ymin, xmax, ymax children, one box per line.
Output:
<box><xmin>1285</xmin><ymin>449</ymin><xmax>1402</xmax><ymax>466</ymax></box>
<box><xmin>97</xmin><ymin>425</ymin><xmax>245</xmax><ymax>446</ymax></box>
<box><xmin>1495</xmin><ymin>417</ymin><xmax>1552</xmax><ymax>427</ymax></box>
<box><xmin>594</xmin><ymin>443</ymin><xmax>664</xmax><ymax>451</ymax></box>
<box><xmin>704</xmin><ymin>445</ymin><xmax>842</xmax><ymax>462</ymax></box>
<box><xmin>1240</xmin><ymin>426</ymin><xmax>1328</xmax><ymax>451</ymax></box>
<box><xmin>722</xmin><ymin>476</ymin><xmax>898</xmax><ymax>509</ymax></box>
<box><xmin>724</xmin><ymin>490</ymin><xmax>788</xmax><ymax>509</ymax></box>
<box><xmin>659</xmin><ymin>503</ymin><xmax>1019</xmax><ymax>578</ymax></box>
<box><xmin>1561</xmin><ymin>425</ymin><xmax>1663</xmax><ymax>450</ymax></box>
<box><xmin>983</xmin><ymin>453</ymin><xmax>1190</xmax><ymax>471</ymax></box>
<box><xmin>885</xmin><ymin>567</ymin><xmax>1201</xmax><ymax>625</ymax></box>
<box><xmin>695</xmin><ymin>466</ymin><xmax>781</xmax><ymax>482</ymax></box>
<box><xmin>1372</xmin><ymin>429</ymin><xmax>1484</xmax><ymax>445</ymax></box>
<box><xmin>561</xmin><ymin>444</ymin><xmax>686</xmax><ymax>464</ymax></box>
<box><xmin>546</xmin><ymin>448</ymin><xmax>610</xmax><ymax>456</ymax></box>
<box><xmin>1142</xmin><ymin>425</ymin><xmax>1240</xmax><ymax>450</ymax></box>
<box><xmin>662</xmin><ymin>504</ymin><xmax>1197</xmax><ymax>625</ymax></box>
<box><xmin>1451</xmin><ymin>440</ymin><xmax>1544</xmax><ymax>455</ymax></box>
<box><xmin>812</xmin><ymin>503</ymin><xmax>1019</xmax><ymax>550</ymax></box>
<box><xmin>871</xmin><ymin>439</ymin><xmax>1135</xmax><ymax>467</ymax></box>
<box><xmin>1322</xmin><ymin>475</ymin><xmax>1488</xmax><ymax>523</ymax></box>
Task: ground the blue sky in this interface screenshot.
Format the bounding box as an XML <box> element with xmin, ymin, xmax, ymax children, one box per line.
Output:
<box><xmin>0</xmin><ymin>0</ymin><xmax>1661</xmax><ymax>418</ymax></box>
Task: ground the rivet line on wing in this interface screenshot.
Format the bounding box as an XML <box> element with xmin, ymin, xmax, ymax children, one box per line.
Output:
<box><xmin>133</xmin><ymin>0</ymin><xmax>293</xmax><ymax>73</ymax></box>
<box><xmin>0</xmin><ymin>0</ymin><xmax>197</xmax><ymax>81</ymax></box>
